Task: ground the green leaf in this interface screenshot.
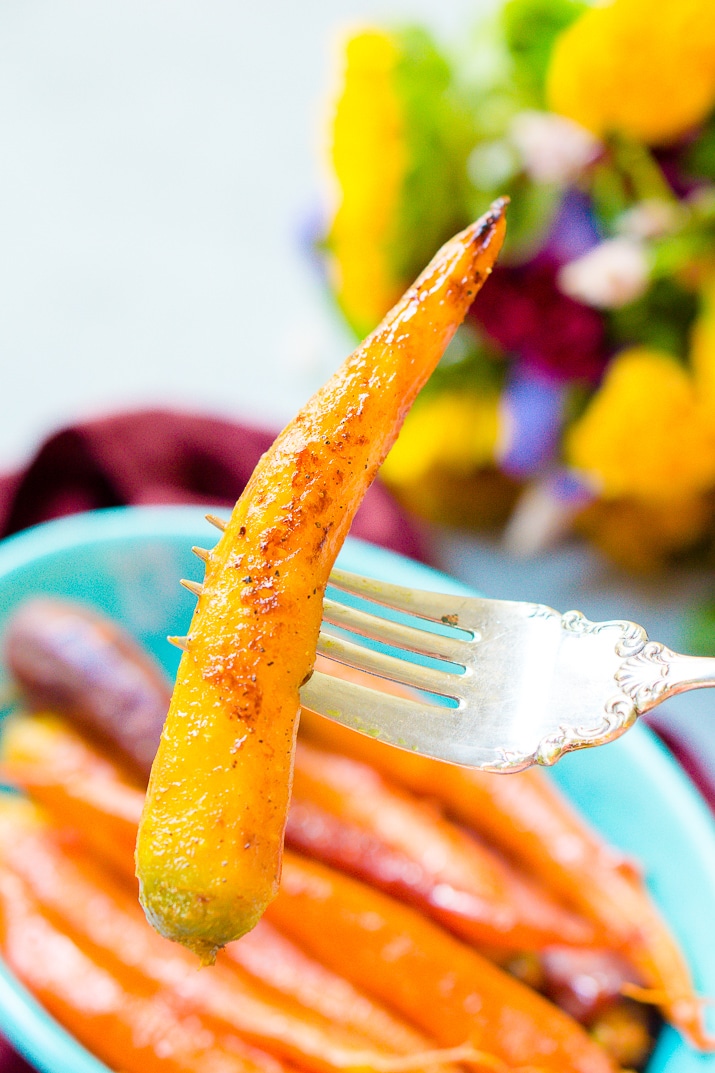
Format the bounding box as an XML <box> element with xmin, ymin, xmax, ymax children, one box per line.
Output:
<box><xmin>501</xmin><ymin>0</ymin><xmax>587</xmax><ymax>107</ymax></box>
<box><xmin>389</xmin><ymin>26</ymin><xmax>477</xmax><ymax>285</ymax></box>
<box><xmin>606</xmin><ymin>278</ymin><xmax>698</xmax><ymax>360</ymax></box>
<box><xmin>682</xmin><ymin>599</ymin><xmax>715</xmax><ymax>657</ymax></box>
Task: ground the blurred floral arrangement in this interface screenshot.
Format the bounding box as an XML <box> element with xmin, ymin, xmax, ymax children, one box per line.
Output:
<box><xmin>317</xmin><ymin>0</ymin><xmax>715</xmax><ymax>573</ymax></box>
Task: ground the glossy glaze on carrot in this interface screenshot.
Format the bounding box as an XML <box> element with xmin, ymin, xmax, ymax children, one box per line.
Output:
<box><xmin>0</xmin><ymin>801</ymin><xmax>466</xmax><ymax>1073</ymax></box>
<box><xmin>268</xmin><ymin>851</ymin><xmax>619</xmax><ymax>1073</ymax></box>
<box><xmin>288</xmin><ymin>741</ymin><xmax>599</xmax><ymax>951</ymax></box>
<box><xmin>135</xmin><ymin>202</ymin><xmax>507</xmax><ymax>960</ymax></box>
<box><xmin>299</xmin><ymin>710</ymin><xmax>713</xmax><ymax>1049</ymax></box>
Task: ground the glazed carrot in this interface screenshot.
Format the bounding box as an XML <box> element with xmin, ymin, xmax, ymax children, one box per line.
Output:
<box><xmin>0</xmin><ymin>717</ymin><xmax>472</xmax><ymax>1069</ymax></box>
<box><xmin>0</xmin><ymin>813</ymin><xmax>292</xmax><ymax>1073</ymax></box>
<box><xmin>268</xmin><ymin>852</ymin><xmax>619</xmax><ymax>1073</ymax></box>
<box><xmin>298</xmin><ymin>712</ymin><xmax>631</xmax><ymax>921</ymax></box>
<box><xmin>288</xmin><ymin>742</ymin><xmax>599</xmax><ymax>951</ymax></box>
<box><xmin>0</xmin><ymin>715</ymin><xmax>141</xmax><ymax>878</ymax></box>
<box><xmin>300</xmin><ymin>712</ymin><xmax>712</xmax><ymax>1048</ymax></box>
<box><xmin>226</xmin><ymin>921</ymin><xmax>448</xmax><ymax>1058</ymax></box>
<box><xmin>0</xmin><ymin>801</ymin><xmax>468</xmax><ymax>1073</ymax></box>
<box><xmin>136</xmin><ymin>201</ymin><xmax>507</xmax><ymax>961</ymax></box>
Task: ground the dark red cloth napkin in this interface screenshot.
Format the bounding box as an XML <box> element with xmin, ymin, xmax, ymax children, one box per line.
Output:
<box><xmin>0</xmin><ymin>408</ymin><xmax>428</xmax><ymax>560</ymax></box>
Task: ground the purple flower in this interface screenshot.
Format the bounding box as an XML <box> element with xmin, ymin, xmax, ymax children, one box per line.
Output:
<box><xmin>542</xmin><ymin>189</ymin><xmax>602</xmax><ymax>265</ymax></box>
<box><xmin>498</xmin><ymin>367</ymin><xmax>565</xmax><ymax>478</ymax></box>
<box><xmin>473</xmin><ymin>258</ymin><xmax>608</xmax><ymax>383</ymax></box>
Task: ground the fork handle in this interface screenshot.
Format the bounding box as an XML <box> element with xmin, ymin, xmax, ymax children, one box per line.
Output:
<box><xmin>617</xmin><ymin>642</ymin><xmax>715</xmax><ymax>715</ymax></box>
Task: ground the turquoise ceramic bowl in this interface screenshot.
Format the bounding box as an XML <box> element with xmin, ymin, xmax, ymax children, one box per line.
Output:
<box><xmin>0</xmin><ymin>506</ymin><xmax>713</xmax><ymax>1073</ymax></box>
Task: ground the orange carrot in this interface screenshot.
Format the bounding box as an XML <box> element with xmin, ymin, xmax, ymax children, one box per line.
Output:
<box><xmin>0</xmin><ymin>800</ymin><xmax>468</xmax><ymax>1073</ymax></box>
<box><xmin>2</xmin><ymin>718</ymin><xmax>620</xmax><ymax>1071</ymax></box>
<box><xmin>226</xmin><ymin>921</ymin><xmax>445</xmax><ymax>1058</ymax></box>
<box><xmin>0</xmin><ymin>824</ymin><xmax>292</xmax><ymax>1073</ymax></box>
<box><xmin>288</xmin><ymin>741</ymin><xmax>599</xmax><ymax>952</ymax></box>
<box><xmin>136</xmin><ymin>203</ymin><xmax>508</xmax><ymax>960</ymax></box>
<box><xmin>298</xmin><ymin>712</ymin><xmax>631</xmax><ymax>925</ymax></box>
<box><xmin>268</xmin><ymin>851</ymin><xmax>619</xmax><ymax>1073</ymax></box>
<box><xmin>0</xmin><ymin>719</ymin><xmax>469</xmax><ymax>1070</ymax></box>
<box><xmin>0</xmin><ymin>714</ymin><xmax>141</xmax><ymax>879</ymax></box>
<box><xmin>299</xmin><ymin>711</ymin><xmax>712</xmax><ymax>1048</ymax></box>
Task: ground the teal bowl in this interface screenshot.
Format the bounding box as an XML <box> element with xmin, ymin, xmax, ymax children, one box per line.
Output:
<box><xmin>0</xmin><ymin>505</ymin><xmax>713</xmax><ymax>1072</ymax></box>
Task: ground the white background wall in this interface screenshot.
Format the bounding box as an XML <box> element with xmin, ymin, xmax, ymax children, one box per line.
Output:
<box><xmin>0</xmin><ymin>0</ymin><xmax>487</xmax><ymax>469</ymax></box>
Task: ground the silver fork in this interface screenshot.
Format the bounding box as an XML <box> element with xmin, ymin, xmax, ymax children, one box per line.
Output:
<box><xmin>300</xmin><ymin>568</ymin><xmax>715</xmax><ymax>773</ymax></box>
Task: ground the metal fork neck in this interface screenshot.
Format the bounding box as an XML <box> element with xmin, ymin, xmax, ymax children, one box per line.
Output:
<box><xmin>615</xmin><ymin>642</ymin><xmax>715</xmax><ymax>715</ymax></box>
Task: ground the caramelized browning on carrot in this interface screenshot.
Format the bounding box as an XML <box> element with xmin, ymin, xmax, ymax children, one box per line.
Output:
<box><xmin>135</xmin><ymin>202</ymin><xmax>508</xmax><ymax>961</ymax></box>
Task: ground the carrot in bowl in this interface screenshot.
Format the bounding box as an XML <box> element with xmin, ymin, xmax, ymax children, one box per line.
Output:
<box><xmin>1</xmin><ymin>714</ymin><xmax>624</xmax><ymax>1071</ymax></box>
<box><xmin>0</xmin><ymin>804</ymin><xmax>294</xmax><ymax>1073</ymax></box>
<box><xmin>0</xmin><ymin>798</ymin><xmax>470</xmax><ymax>1073</ymax></box>
<box><xmin>268</xmin><ymin>851</ymin><xmax>619</xmax><ymax>1073</ymax></box>
<box><xmin>287</xmin><ymin>741</ymin><xmax>600</xmax><ymax>952</ymax></box>
<box><xmin>0</xmin><ymin>716</ymin><xmax>484</xmax><ymax>1066</ymax></box>
<box><xmin>299</xmin><ymin>710</ymin><xmax>713</xmax><ymax>1049</ymax></box>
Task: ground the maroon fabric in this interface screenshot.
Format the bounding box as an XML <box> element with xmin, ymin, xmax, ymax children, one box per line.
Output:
<box><xmin>0</xmin><ymin>1037</ymin><xmax>31</xmax><ymax>1073</ymax></box>
<box><xmin>645</xmin><ymin>718</ymin><xmax>715</xmax><ymax>815</ymax></box>
<box><xmin>0</xmin><ymin>409</ymin><xmax>428</xmax><ymax>562</ymax></box>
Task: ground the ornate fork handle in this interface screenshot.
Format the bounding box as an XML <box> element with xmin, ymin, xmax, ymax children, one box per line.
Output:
<box><xmin>614</xmin><ymin>641</ymin><xmax>715</xmax><ymax>715</ymax></box>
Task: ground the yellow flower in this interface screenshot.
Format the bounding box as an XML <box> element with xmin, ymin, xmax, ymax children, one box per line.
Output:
<box><xmin>546</xmin><ymin>0</ymin><xmax>715</xmax><ymax>145</ymax></box>
<box><xmin>325</xmin><ymin>27</ymin><xmax>474</xmax><ymax>338</ymax></box>
<box><xmin>566</xmin><ymin>347</ymin><xmax>715</xmax><ymax>501</ymax></box>
<box><xmin>380</xmin><ymin>391</ymin><xmax>502</xmax><ymax>486</ymax></box>
<box><xmin>327</xmin><ymin>30</ymin><xmax>408</xmax><ymax>336</ymax></box>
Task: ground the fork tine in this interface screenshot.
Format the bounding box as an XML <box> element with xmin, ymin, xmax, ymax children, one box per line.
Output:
<box><xmin>328</xmin><ymin>569</ymin><xmax>471</xmax><ymax>628</ymax></box>
<box><xmin>317</xmin><ymin>630</ymin><xmax>462</xmax><ymax>700</ymax></box>
<box><xmin>300</xmin><ymin>669</ymin><xmax>458</xmax><ymax>756</ymax></box>
<box><xmin>322</xmin><ymin>597</ymin><xmax>468</xmax><ymax>664</ymax></box>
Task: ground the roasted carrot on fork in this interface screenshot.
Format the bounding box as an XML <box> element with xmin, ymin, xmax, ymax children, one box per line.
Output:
<box><xmin>135</xmin><ymin>201</ymin><xmax>508</xmax><ymax>960</ymax></box>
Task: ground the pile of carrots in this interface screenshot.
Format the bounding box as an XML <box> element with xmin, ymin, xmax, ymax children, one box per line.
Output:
<box><xmin>0</xmin><ymin>596</ymin><xmax>710</xmax><ymax>1073</ymax></box>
